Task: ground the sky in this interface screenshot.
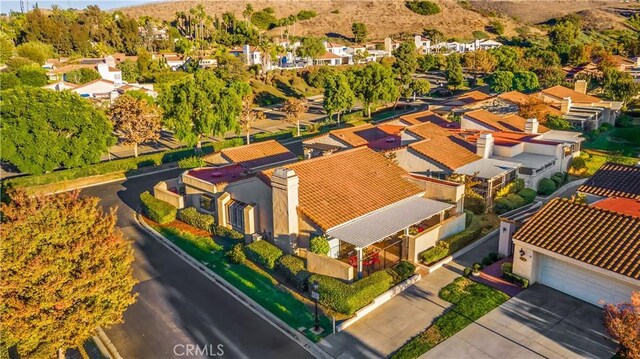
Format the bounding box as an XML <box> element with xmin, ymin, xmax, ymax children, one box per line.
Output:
<box><xmin>0</xmin><ymin>0</ymin><xmax>162</xmax><ymax>13</ymax></box>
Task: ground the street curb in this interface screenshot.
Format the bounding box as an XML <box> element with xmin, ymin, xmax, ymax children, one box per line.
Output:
<box><xmin>92</xmin><ymin>327</ymin><xmax>122</xmax><ymax>359</ymax></box>
<box><xmin>134</xmin><ymin>211</ymin><xmax>334</xmax><ymax>359</ymax></box>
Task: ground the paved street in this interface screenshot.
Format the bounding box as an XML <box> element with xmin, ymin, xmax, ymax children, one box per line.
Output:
<box><xmin>81</xmin><ymin>171</ymin><xmax>313</xmax><ymax>359</ymax></box>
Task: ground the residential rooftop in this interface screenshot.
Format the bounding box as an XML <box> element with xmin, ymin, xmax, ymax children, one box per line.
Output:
<box><xmin>542</xmin><ymin>85</ymin><xmax>602</xmax><ymax>104</ymax></box>
<box><xmin>592</xmin><ymin>197</ymin><xmax>640</xmax><ymax>218</ymax></box>
<box><xmin>514</xmin><ymin>198</ymin><xmax>640</xmax><ymax>279</ymax></box>
<box><xmin>578</xmin><ymin>162</ymin><xmax>640</xmax><ymax>199</ymax></box>
<box><xmin>464</xmin><ymin>109</ymin><xmax>550</xmax><ymax>133</ymax></box>
<box><xmin>217</xmin><ymin>140</ymin><xmax>297</xmax><ymax>169</ymax></box>
<box><xmin>261</xmin><ymin>147</ymin><xmax>423</xmax><ymax>230</ymax></box>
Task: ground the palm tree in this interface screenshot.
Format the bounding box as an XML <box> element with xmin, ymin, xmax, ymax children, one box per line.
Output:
<box><xmin>239</xmin><ymin>95</ymin><xmax>265</xmax><ymax>144</ymax></box>
<box><xmin>281</xmin><ymin>98</ymin><xmax>308</xmax><ymax>137</ymax></box>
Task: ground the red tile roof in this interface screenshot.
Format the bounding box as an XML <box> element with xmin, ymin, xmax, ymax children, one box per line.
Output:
<box><xmin>514</xmin><ymin>198</ymin><xmax>640</xmax><ymax>279</ymax></box>
<box><xmin>187</xmin><ymin>164</ymin><xmax>250</xmax><ymax>185</ymax></box>
<box><xmin>593</xmin><ymin>197</ymin><xmax>640</xmax><ymax>218</ymax></box>
<box><xmin>542</xmin><ymin>85</ymin><xmax>602</xmax><ymax>104</ymax></box>
<box><xmin>261</xmin><ymin>147</ymin><xmax>423</xmax><ymax>230</ymax></box>
<box><xmin>578</xmin><ymin>163</ymin><xmax>640</xmax><ymax>199</ymax></box>
<box><xmin>398</xmin><ymin>110</ymin><xmax>452</xmax><ymax>127</ymax></box>
<box><xmin>407</xmin><ymin>123</ymin><xmax>481</xmax><ymax>170</ymax></box>
<box><xmin>218</xmin><ymin>140</ymin><xmax>297</xmax><ymax>169</ymax></box>
<box><xmin>465</xmin><ymin>109</ymin><xmax>550</xmax><ymax>133</ymax></box>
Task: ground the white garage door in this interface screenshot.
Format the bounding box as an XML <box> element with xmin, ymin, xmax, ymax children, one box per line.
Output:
<box><xmin>540</xmin><ymin>255</ymin><xmax>638</xmax><ymax>307</ymax></box>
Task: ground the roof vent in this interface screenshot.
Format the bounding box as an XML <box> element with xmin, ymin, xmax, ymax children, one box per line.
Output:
<box><xmin>211</xmin><ymin>172</ymin><xmax>223</xmax><ymax>177</ymax></box>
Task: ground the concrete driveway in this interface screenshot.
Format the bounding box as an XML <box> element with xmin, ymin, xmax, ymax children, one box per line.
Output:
<box><xmin>424</xmin><ymin>284</ymin><xmax>617</xmax><ymax>359</ymax></box>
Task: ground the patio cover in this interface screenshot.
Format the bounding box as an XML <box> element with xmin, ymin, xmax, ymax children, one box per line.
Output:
<box><xmin>326</xmin><ymin>197</ymin><xmax>454</xmax><ymax>248</ymax></box>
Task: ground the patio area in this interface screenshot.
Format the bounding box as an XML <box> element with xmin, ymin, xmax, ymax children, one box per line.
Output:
<box><xmin>471</xmin><ymin>257</ymin><xmax>524</xmax><ymax>297</ymax></box>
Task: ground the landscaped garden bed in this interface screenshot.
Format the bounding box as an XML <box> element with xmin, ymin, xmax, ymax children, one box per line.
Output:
<box><xmin>144</xmin><ymin>217</ymin><xmax>333</xmax><ymax>341</ymax></box>
<box><xmin>390</xmin><ymin>277</ymin><xmax>509</xmax><ymax>359</ymax></box>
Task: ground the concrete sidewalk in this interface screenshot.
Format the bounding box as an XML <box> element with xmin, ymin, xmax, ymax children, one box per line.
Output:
<box><xmin>318</xmin><ymin>235</ymin><xmax>500</xmax><ymax>358</ymax></box>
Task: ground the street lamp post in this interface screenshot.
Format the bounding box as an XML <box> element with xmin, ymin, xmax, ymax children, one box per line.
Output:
<box><xmin>311</xmin><ymin>280</ymin><xmax>320</xmax><ymax>332</ymax></box>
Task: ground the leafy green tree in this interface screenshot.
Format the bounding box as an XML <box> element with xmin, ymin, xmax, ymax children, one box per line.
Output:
<box><xmin>463</xmin><ymin>50</ymin><xmax>497</xmax><ymax>79</ymax></box>
<box><xmin>15</xmin><ymin>41</ymin><xmax>53</xmax><ymax>65</ymax></box>
<box><xmin>393</xmin><ymin>42</ymin><xmax>418</xmax><ymax>83</ymax></box>
<box><xmin>409</xmin><ymin>78</ymin><xmax>431</xmax><ymax>101</ymax></box>
<box><xmin>0</xmin><ymin>88</ymin><xmax>115</xmax><ymax>174</ymax></box>
<box><xmin>602</xmin><ymin>68</ymin><xmax>639</xmax><ymax>102</ymax></box>
<box><xmin>545</xmin><ymin>114</ymin><xmax>571</xmax><ymax>130</ymax></box>
<box><xmin>159</xmin><ymin>70</ymin><xmax>251</xmax><ymax>148</ymax></box>
<box><xmin>418</xmin><ymin>54</ymin><xmax>438</xmax><ymax>72</ymax></box>
<box><xmin>0</xmin><ymin>31</ymin><xmax>15</xmax><ymax>64</ymax></box>
<box><xmin>297</xmin><ymin>37</ymin><xmax>326</xmax><ymax>60</ymax></box>
<box><xmin>405</xmin><ymin>1</ymin><xmax>441</xmax><ymax>15</ymax></box>
<box><xmin>6</xmin><ymin>57</ymin><xmax>36</xmax><ymax>72</ymax></box>
<box><xmin>65</xmin><ymin>68</ymin><xmax>101</xmax><ymax>84</ymax></box>
<box><xmin>512</xmin><ymin>71</ymin><xmax>539</xmax><ymax>93</ymax></box>
<box><xmin>323</xmin><ymin>72</ymin><xmax>355</xmax><ymax>124</ymax></box>
<box><xmin>15</xmin><ymin>65</ymin><xmax>48</xmax><ymax>87</ymax></box>
<box><xmin>309</xmin><ymin>236</ymin><xmax>330</xmax><ymax>255</ymax></box>
<box><xmin>489</xmin><ymin>70</ymin><xmax>515</xmax><ymax>93</ymax></box>
<box><xmin>445</xmin><ymin>55</ymin><xmax>464</xmax><ymax>90</ymax></box>
<box><xmin>537</xmin><ymin>67</ymin><xmax>566</xmax><ymax>88</ymax></box>
<box><xmin>490</xmin><ymin>46</ymin><xmax>522</xmax><ymax>72</ymax></box>
<box><xmin>350</xmin><ymin>62</ymin><xmax>398</xmax><ymax>117</ymax></box>
<box><xmin>488</xmin><ymin>20</ymin><xmax>504</xmax><ymax>35</ymax></box>
<box><xmin>568</xmin><ymin>44</ymin><xmax>590</xmax><ymax>66</ymax></box>
<box><xmin>0</xmin><ymin>73</ymin><xmax>21</xmax><ymax>90</ymax></box>
<box><xmin>0</xmin><ymin>190</ymin><xmax>137</xmax><ymax>358</ymax></box>
<box><xmin>117</xmin><ymin>59</ymin><xmax>140</xmax><ymax>83</ymax></box>
<box><xmin>351</xmin><ymin>22</ymin><xmax>367</xmax><ymax>43</ymax></box>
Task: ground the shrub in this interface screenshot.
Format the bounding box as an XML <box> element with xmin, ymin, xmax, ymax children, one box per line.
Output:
<box><xmin>177</xmin><ymin>207</ymin><xmax>214</xmax><ymax>232</ymax></box>
<box><xmin>517</xmin><ymin>188</ymin><xmax>537</xmax><ymax>203</ymax></box>
<box><xmin>481</xmin><ymin>256</ymin><xmax>493</xmax><ymax>266</ymax></box>
<box><xmin>309</xmin><ymin>270</ymin><xmax>395</xmax><ymax>315</ymax></box>
<box><xmin>405</xmin><ymin>0</ymin><xmax>441</xmax><ymax>15</ymax></box>
<box><xmin>493</xmin><ymin>197</ymin><xmax>514</xmax><ymax>215</ymax></box>
<box><xmin>488</xmin><ymin>252</ymin><xmax>499</xmax><ymax>262</ymax></box>
<box><xmin>275</xmin><ymin>254</ymin><xmax>310</xmax><ymax>289</ymax></box>
<box><xmin>215</xmin><ymin>226</ymin><xmax>245</xmax><ymax>240</ymax></box>
<box><xmin>501</xmin><ymin>262</ymin><xmax>513</xmax><ymax>274</ymax></box>
<box><xmin>464</xmin><ymin>209</ymin><xmax>474</xmax><ymax>227</ymax></box>
<box><xmin>503</xmin><ymin>270</ymin><xmax>529</xmax><ymax>288</ymax></box>
<box><xmin>537</xmin><ymin>178</ymin><xmax>557</xmax><ymax>196</ymax></box>
<box><xmin>244</xmin><ymin>240</ymin><xmax>283</xmax><ymax>269</ymax></box>
<box><xmin>226</xmin><ymin>243</ymin><xmax>246</xmax><ymax>263</ymax></box>
<box><xmin>463</xmin><ymin>267</ymin><xmax>472</xmax><ymax>277</ymax></box>
<box><xmin>420</xmin><ymin>245</ymin><xmax>449</xmax><ymax>265</ymax></box>
<box><xmin>464</xmin><ymin>195</ymin><xmax>486</xmax><ymax>214</ymax></box>
<box><xmin>309</xmin><ymin>235</ymin><xmax>330</xmax><ymax>255</ymax></box>
<box><xmin>496</xmin><ymin>179</ymin><xmax>524</xmax><ymax>197</ymax></box>
<box><xmin>140</xmin><ymin>191</ymin><xmax>176</xmax><ymax>224</ymax></box>
<box><xmin>438</xmin><ymin>224</ymin><xmax>482</xmax><ymax>253</ymax></box>
<box><xmin>550</xmin><ymin>172</ymin><xmax>565</xmax><ymax>187</ymax></box>
<box><xmin>178</xmin><ymin>156</ymin><xmax>205</xmax><ymax>169</ymax></box>
<box><xmin>472</xmin><ymin>262</ymin><xmax>483</xmax><ymax>272</ymax></box>
<box><xmin>506</xmin><ymin>194</ymin><xmax>525</xmax><ymax>209</ymax></box>
<box><xmin>391</xmin><ymin>260</ymin><xmax>416</xmax><ymax>282</ymax></box>
<box><xmin>296</xmin><ymin>9</ymin><xmax>317</xmax><ymax>20</ymax></box>
<box><xmin>571</xmin><ymin>157</ymin><xmax>587</xmax><ymax>171</ymax></box>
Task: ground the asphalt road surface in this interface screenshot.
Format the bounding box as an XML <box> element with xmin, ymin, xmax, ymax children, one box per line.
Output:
<box><xmin>81</xmin><ymin>170</ymin><xmax>313</xmax><ymax>359</ymax></box>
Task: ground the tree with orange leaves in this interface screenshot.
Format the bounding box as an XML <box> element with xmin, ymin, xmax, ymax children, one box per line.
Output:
<box><xmin>603</xmin><ymin>291</ymin><xmax>640</xmax><ymax>359</ymax></box>
<box><xmin>518</xmin><ymin>96</ymin><xmax>551</xmax><ymax>123</ymax></box>
<box><xmin>0</xmin><ymin>190</ymin><xmax>137</xmax><ymax>358</ymax></box>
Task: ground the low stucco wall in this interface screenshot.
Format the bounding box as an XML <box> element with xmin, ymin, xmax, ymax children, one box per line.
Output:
<box><xmin>306</xmin><ymin>251</ymin><xmax>354</xmax><ymax>282</ymax></box>
<box><xmin>153</xmin><ymin>180</ymin><xmax>184</xmax><ymax>209</ymax></box>
<box><xmin>408</xmin><ymin>213</ymin><xmax>466</xmax><ymax>262</ymax></box>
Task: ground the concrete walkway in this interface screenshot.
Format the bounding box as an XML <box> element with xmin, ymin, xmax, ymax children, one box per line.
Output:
<box><xmin>318</xmin><ymin>234</ymin><xmax>500</xmax><ymax>358</ymax></box>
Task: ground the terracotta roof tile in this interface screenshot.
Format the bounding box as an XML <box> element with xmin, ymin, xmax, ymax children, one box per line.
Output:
<box><xmin>407</xmin><ymin>123</ymin><xmax>481</xmax><ymax>170</ymax></box>
<box><xmin>592</xmin><ymin>197</ymin><xmax>640</xmax><ymax>218</ymax></box>
<box><xmin>498</xmin><ymin>91</ymin><xmax>531</xmax><ymax>105</ymax></box>
<box><xmin>513</xmin><ymin>198</ymin><xmax>640</xmax><ymax>279</ymax></box>
<box><xmin>261</xmin><ymin>147</ymin><xmax>423</xmax><ymax>230</ymax></box>
<box><xmin>542</xmin><ymin>85</ymin><xmax>602</xmax><ymax>104</ymax></box>
<box><xmin>217</xmin><ymin>140</ymin><xmax>297</xmax><ymax>169</ymax></box>
<box><xmin>444</xmin><ymin>90</ymin><xmax>492</xmax><ymax>105</ymax></box>
<box><xmin>465</xmin><ymin>109</ymin><xmax>550</xmax><ymax>133</ymax></box>
<box><xmin>330</xmin><ymin>124</ymin><xmax>388</xmax><ymax>147</ymax></box>
<box><xmin>398</xmin><ymin>110</ymin><xmax>451</xmax><ymax>127</ymax></box>
<box><xmin>578</xmin><ymin>163</ymin><xmax>640</xmax><ymax>199</ymax></box>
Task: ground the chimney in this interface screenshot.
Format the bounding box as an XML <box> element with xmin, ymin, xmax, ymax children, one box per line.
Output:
<box><xmin>574</xmin><ymin>80</ymin><xmax>587</xmax><ymax>95</ymax></box>
<box><xmin>271</xmin><ymin>168</ymin><xmax>299</xmax><ymax>253</ymax></box>
<box><xmin>476</xmin><ymin>133</ymin><xmax>494</xmax><ymax>158</ymax></box>
<box><xmin>414</xmin><ymin>35</ymin><xmax>421</xmax><ymax>49</ymax></box>
<box><xmin>560</xmin><ymin>97</ymin><xmax>572</xmax><ymax>114</ymax></box>
<box><xmin>243</xmin><ymin>44</ymin><xmax>251</xmax><ymax>65</ymax></box>
<box><xmin>104</xmin><ymin>55</ymin><xmax>116</xmax><ymax>68</ymax></box>
<box><xmin>524</xmin><ymin>118</ymin><xmax>539</xmax><ymax>134</ymax></box>
<box><xmin>384</xmin><ymin>37</ymin><xmax>392</xmax><ymax>52</ymax></box>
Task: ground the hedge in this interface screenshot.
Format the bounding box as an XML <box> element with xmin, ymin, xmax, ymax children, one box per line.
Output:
<box><xmin>309</xmin><ymin>236</ymin><xmax>330</xmax><ymax>255</ymax></box>
<box><xmin>226</xmin><ymin>243</ymin><xmax>246</xmax><ymax>263</ymax></box>
<box><xmin>495</xmin><ymin>178</ymin><xmax>524</xmax><ymax>197</ymax></box>
<box><xmin>438</xmin><ymin>224</ymin><xmax>482</xmax><ymax>253</ymax></box>
<box><xmin>464</xmin><ymin>195</ymin><xmax>486</xmax><ymax>214</ymax></box>
<box><xmin>178</xmin><ymin>156</ymin><xmax>206</xmax><ymax>169</ymax></box>
<box><xmin>537</xmin><ymin>178</ymin><xmax>557</xmax><ymax>196</ymax></box>
<box><xmin>463</xmin><ymin>209</ymin><xmax>474</xmax><ymax>227</ymax></box>
<box><xmin>501</xmin><ymin>262</ymin><xmax>513</xmax><ymax>274</ymax></box>
<box><xmin>420</xmin><ymin>246</ymin><xmax>448</xmax><ymax>265</ymax></box>
<box><xmin>517</xmin><ymin>188</ymin><xmax>537</xmax><ymax>203</ymax></box>
<box><xmin>4</xmin><ymin>138</ymin><xmax>244</xmax><ymax>189</ymax></box>
<box><xmin>177</xmin><ymin>207</ymin><xmax>215</xmax><ymax>232</ymax></box>
<box><xmin>140</xmin><ymin>191</ymin><xmax>177</xmax><ymax>224</ymax></box>
<box><xmin>275</xmin><ymin>254</ymin><xmax>310</xmax><ymax>289</ymax></box>
<box><xmin>215</xmin><ymin>226</ymin><xmax>245</xmax><ymax>240</ymax></box>
<box><xmin>244</xmin><ymin>240</ymin><xmax>284</xmax><ymax>270</ymax></box>
<box><xmin>506</xmin><ymin>194</ymin><xmax>525</xmax><ymax>208</ymax></box>
<box><xmin>392</xmin><ymin>260</ymin><xmax>416</xmax><ymax>282</ymax></box>
<box><xmin>503</xmin><ymin>271</ymin><xmax>529</xmax><ymax>288</ymax></box>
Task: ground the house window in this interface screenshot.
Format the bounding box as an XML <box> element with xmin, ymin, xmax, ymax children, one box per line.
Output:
<box><xmin>228</xmin><ymin>201</ymin><xmax>247</xmax><ymax>231</ymax></box>
<box><xmin>518</xmin><ymin>167</ymin><xmax>534</xmax><ymax>175</ymax></box>
<box><xmin>200</xmin><ymin>195</ymin><xmax>215</xmax><ymax>213</ymax></box>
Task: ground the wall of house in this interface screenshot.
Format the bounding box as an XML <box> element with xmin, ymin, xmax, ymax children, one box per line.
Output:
<box><xmin>400</xmin><ymin>131</ymin><xmax>422</xmax><ymax>146</ymax></box>
<box><xmin>182</xmin><ymin>173</ymin><xmax>216</xmax><ymax>194</ymax></box>
<box><xmin>306</xmin><ymin>135</ymin><xmax>350</xmax><ymax>150</ymax></box>
<box><xmin>461</xmin><ymin>117</ymin><xmax>491</xmax><ymax>131</ymax></box>
<box><xmin>297</xmin><ymin>213</ymin><xmax>323</xmax><ymax>250</ymax></box>
<box><xmin>512</xmin><ymin>240</ymin><xmax>540</xmax><ymax>284</ymax></box>
<box><xmin>498</xmin><ymin>221</ymin><xmax>517</xmax><ymax>256</ymax></box>
<box><xmin>407</xmin><ymin>177</ymin><xmax>465</xmax><ymax>213</ymax></box>
<box><xmin>493</xmin><ymin>143</ymin><xmax>524</xmax><ymax>158</ymax></box>
<box><xmin>304</xmin><ymin>250</ymin><xmax>355</xmax><ymax>282</ymax></box>
<box><xmin>224</xmin><ymin>177</ymin><xmax>273</xmax><ymax>237</ymax></box>
<box><xmin>153</xmin><ymin>179</ymin><xmax>185</xmax><ymax>209</ymax></box>
<box><xmin>408</xmin><ymin>213</ymin><xmax>466</xmax><ymax>262</ymax></box>
<box><xmin>394</xmin><ymin>148</ymin><xmax>447</xmax><ymax>175</ymax></box>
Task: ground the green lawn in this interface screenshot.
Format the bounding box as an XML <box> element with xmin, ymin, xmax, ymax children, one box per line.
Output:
<box><xmin>150</xmin><ymin>222</ymin><xmax>332</xmax><ymax>341</ymax></box>
<box><xmin>583</xmin><ymin>126</ymin><xmax>640</xmax><ymax>157</ymax></box>
<box><xmin>573</xmin><ymin>149</ymin><xmax>638</xmax><ymax>177</ymax></box>
<box><xmin>371</xmin><ymin>107</ymin><xmax>414</xmax><ymax>122</ymax></box>
<box><xmin>390</xmin><ymin>277</ymin><xmax>509</xmax><ymax>359</ymax></box>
